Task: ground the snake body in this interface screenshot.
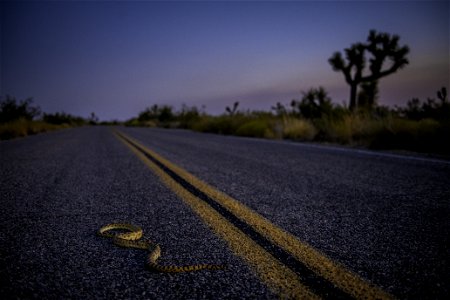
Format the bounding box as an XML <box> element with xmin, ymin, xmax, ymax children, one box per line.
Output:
<box><xmin>98</xmin><ymin>223</ymin><xmax>225</xmax><ymax>273</ymax></box>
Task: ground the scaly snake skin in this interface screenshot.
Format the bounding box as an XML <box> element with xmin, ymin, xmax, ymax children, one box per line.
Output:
<box><xmin>98</xmin><ymin>223</ymin><xmax>226</xmax><ymax>272</ymax></box>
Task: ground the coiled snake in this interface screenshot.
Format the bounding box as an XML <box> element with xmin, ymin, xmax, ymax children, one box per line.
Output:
<box><xmin>98</xmin><ymin>223</ymin><xmax>226</xmax><ymax>272</ymax></box>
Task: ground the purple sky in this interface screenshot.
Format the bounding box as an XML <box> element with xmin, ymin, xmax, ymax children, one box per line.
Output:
<box><xmin>1</xmin><ymin>1</ymin><xmax>449</xmax><ymax>120</ymax></box>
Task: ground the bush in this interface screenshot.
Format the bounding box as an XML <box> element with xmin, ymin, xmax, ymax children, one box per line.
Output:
<box><xmin>318</xmin><ymin>114</ymin><xmax>358</xmax><ymax>144</ymax></box>
<box><xmin>137</xmin><ymin>104</ymin><xmax>175</xmax><ymax>125</ymax></box>
<box><xmin>0</xmin><ymin>119</ymin><xmax>64</xmax><ymax>140</ymax></box>
<box><xmin>178</xmin><ymin>105</ymin><xmax>202</xmax><ymax>129</ymax></box>
<box><xmin>43</xmin><ymin>112</ymin><xmax>86</xmax><ymax>126</ymax></box>
<box><xmin>0</xmin><ymin>95</ymin><xmax>41</xmax><ymax>123</ymax></box>
<box><xmin>399</xmin><ymin>87</ymin><xmax>449</xmax><ymax>120</ymax></box>
<box><xmin>369</xmin><ymin>118</ymin><xmax>443</xmax><ymax>152</ymax></box>
<box><xmin>236</xmin><ymin>119</ymin><xmax>275</xmax><ymax>138</ymax></box>
<box><xmin>282</xmin><ymin>118</ymin><xmax>317</xmax><ymax>141</ymax></box>
<box><xmin>191</xmin><ymin>115</ymin><xmax>248</xmax><ymax>135</ymax></box>
<box><xmin>291</xmin><ymin>87</ymin><xmax>334</xmax><ymax>119</ymax></box>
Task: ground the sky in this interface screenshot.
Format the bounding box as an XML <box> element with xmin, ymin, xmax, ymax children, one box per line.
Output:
<box><xmin>1</xmin><ymin>1</ymin><xmax>449</xmax><ymax>121</ymax></box>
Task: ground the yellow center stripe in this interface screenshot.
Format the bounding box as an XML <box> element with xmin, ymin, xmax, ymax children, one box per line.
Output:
<box><xmin>114</xmin><ymin>130</ymin><xmax>393</xmax><ymax>300</ymax></box>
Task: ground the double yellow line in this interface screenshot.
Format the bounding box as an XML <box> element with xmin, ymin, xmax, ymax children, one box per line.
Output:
<box><xmin>114</xmin><ymin>130</ymin><xmax>393</xmax><ymax>299</ymax></box>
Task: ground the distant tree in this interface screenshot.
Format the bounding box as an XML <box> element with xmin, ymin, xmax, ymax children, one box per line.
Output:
<box><xmin>0</xmin><ymin>95</ymin><xmax>41</xmax><ymax>123</ymax></box>
<box><xmin>329</xmin><ymin>30</ymin><xmax>409</xmax><ymax>110</ymax></box>
<box><xmin>291</xmin><ymin>87</ymin><xmax>333</xmax><ymax>119</ymax></box>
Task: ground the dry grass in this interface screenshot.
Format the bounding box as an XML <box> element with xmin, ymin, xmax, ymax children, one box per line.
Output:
<box><xmin>282</xmin><ymin>118</ymin><xmax>318</xmax><ymax>141</ymax></box>
<box><xmin>321</xmin><ymin>114</ymin><xmax>383</xmax><ymax>144</ymax></box>
<box><xmin>235</xmin><ymin>119</ymin><xmax>276</xmax><ymax>139</ymax></box>
<box><xmin>317</xmin><ymin>114</ymin><xmax>447</xmax><ymax>153</ymax></box>
<box><xmin>185</xmin><ymin>113</ymin><xmax>448</xmax><ymax>154</ymax></box>
<box><xmin>0</xmin><ymin>119</ymin><xmax>67</xmax><ymax>140</ymax></box>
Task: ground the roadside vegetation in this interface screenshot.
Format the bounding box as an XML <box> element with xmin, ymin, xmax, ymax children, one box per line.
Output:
<box><xmin>2</xmin><ymin>30</ymin><xmax>449</xmax><ymax>155</ymax></box>
<box><xmin>125</xmin><ymin>86</ymin><xmax>449</xmax><ymax>155</ymax></box>
<box><xmin>0</xmin><ymin>95</ymin><xmax>96</xmax><ymax>140</ymax></box>
<box><xmin>126</xmin><ymin>30</ymin><xmax>449</xmax><ymax>155</ymax></box>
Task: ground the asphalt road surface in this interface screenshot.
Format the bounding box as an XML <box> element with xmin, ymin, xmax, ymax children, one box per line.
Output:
<box><xmin>1</xmin><ymin>126</ymin><xmax>449</xmax><ymax>299</ymax></box>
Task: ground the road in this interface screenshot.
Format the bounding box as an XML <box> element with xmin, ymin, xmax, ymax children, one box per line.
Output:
<box><xmin>0</xmin><ymin>126</ymin><xmax>449</xmax><ymax>299</ymax></box>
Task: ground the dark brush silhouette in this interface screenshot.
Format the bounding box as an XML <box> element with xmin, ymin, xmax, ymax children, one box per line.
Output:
<box><xmin>0</xmin><ymin>95</ymin><xmax>41</xmax><ymax>123</ymax></box>
<box><xmin>43</xmin><ymin>112</ymin><xmax>86</xmax><ymax>126</ymax></box>
<box><xmin>225</xmin><ymin>101</ymin><xmax>239</xmax><ymax>116</ymax></box>
<box><xmin>138</xmin><ymin>104</ymin><xmax>175</xmax><ymax>124</ymax></box>
<box><xmin>271</xmin><ymin>102</ymin><xmax>288</xmax><ymax>116</ymax></box>
<box><xmin>291</xmin><ymin>87</ymin><xmax>333</xmax><ymax>119</ymax></box>
<box><xmin>89</xmin><ymin>112</ymin><xmax>99</xmax><ymax>125</ymax></box>
<box><xmin>401</xmin><ymin>87</ymin><xmax>449</xmax><ymax>120</ymax></box>
<box><xmin>329</xmin><ymin>30</ymin><xmax>409</xmax><ymax>110</ymax></box>
<box><xmin>437</xmin><ymin>87</ymin><xmax>448</xmax><ymax>103</ymax></box>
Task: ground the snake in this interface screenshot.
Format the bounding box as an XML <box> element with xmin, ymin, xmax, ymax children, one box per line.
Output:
<box><xmin>98</xmin><ymin>223</ymin><xmax>226</xmax><ymax>273</ymax></box>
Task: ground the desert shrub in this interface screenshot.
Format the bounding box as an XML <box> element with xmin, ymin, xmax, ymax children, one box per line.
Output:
<box><xmin>178</xmin><ymin>105</ymin><xmax>202</xmax><ymax>128</ymax></box>
<box><xmin>235</xmin><ymin>119</ymin><xmax>275</xmax><ymax>138</ymax></box>
<box><xmin>291</xmin><ymin>87</ymin><xmax>334</xmax><ymax>119</ymax></box>
<box><xmin>0</xmin><ymin>96</ymin><xmax>41</xmax><ymax>123</ymax></box>
<box><xmin>125</xmin><ymin>117</ymin><xmax>157</xmax><ymax>127</ymax></box>
<box><xmin>137</xmin><ymin>104</ymin><xmax>175</xmax><ymax>126</ymax></box>
<box><xmin>318</xmin><ymin>113</ymin><xmax>385</xmax><ymax>145</ymax></box>
<box><xmin>0</xmin><ymin>119</ymin><xmax>64</xmax><ymax>140</ymax></box>
<box><xmin>399</xmin><ymin>87</ymin><xmax>449</xmax><ymax>121</ymax></box>
<box><xmin>319</xmin><ymin>115</ymin><xmax>357</xmax><ymax>144</ymax></box>
<box><xmin>191</xmin><ymin>114</ymin><xmax>248</xmax><ymax>135</ymax></box>
<box><xmin>316</xmin><ymin>113</ymin><xmax>447</xmax><ymax>153</ymax></box>
<box><xmin>282</xmin><ymin>118</ymin><xmax>317</xmax><ymax>141</ymax></box>
<box><xmin>369</xmin><ymin>118</ymin><xmax>442</xmax><ymax>151</ymax></box>
<box><xmin>43</xmin><ymin>112</ymin><xmax>86</xmax><ymax>126</ymax></box>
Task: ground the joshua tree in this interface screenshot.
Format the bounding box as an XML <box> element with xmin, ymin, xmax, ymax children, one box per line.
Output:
<box><xmin>329</xmin><ymin>30</ymin><xmax>409</xmax><ymax>110</ymax></box>
<box><xmin>437</xmin><ymin>87</ymin><xmax>447</xmax><ymax>103</ymax></box>
<box><xmin>225</xmin><ymin>101</ymin><xmax>239</xmax><ymax>116</ymax></box>
<box><xmin>357</xmin><ymin>80</ymin><xmax>379</xmax><ymax>108</ymax></box>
